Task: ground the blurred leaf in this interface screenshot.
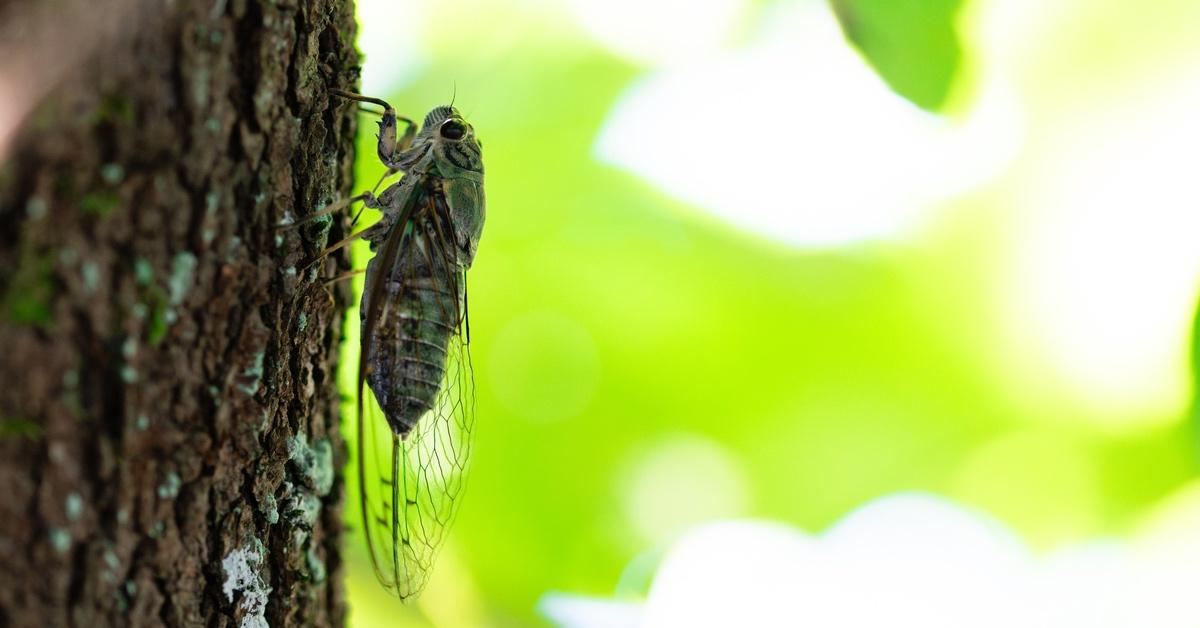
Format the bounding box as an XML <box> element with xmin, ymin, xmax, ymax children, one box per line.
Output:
<box><xmin>830</xmin><ymin>0</ymin><xmax>964</xmax><ymax>111</ymax></box>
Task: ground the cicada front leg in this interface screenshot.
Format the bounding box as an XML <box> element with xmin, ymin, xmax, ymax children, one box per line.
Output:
<box><xmin>294</xmin><ymin>90</ymin><xmax>415</xmax><ymax>259</ymax></box>
<box><xmin>330</xmin><ymin>89</ymin><xmax>416</xmax><ymax>167</ymax></box>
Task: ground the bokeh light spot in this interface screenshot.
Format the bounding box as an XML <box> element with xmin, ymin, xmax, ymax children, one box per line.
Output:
<box><xmin>595</xmin><ymin>1</ymin><xmax>1018</xmax><ymax>248</ymax></box>
<box><xmin>618</xmin><ymin>434</ymin><xmax>751</xmax><ymax>545</ymax></box>
<box><xmin>355</xmin><ymin>0</ymin><xmax>429</xmax><ymax>94</ymax></box>
<box><xmin>820</xmin><ymin>493</ymin><xmax>1031</xmax><ymax>627</ymax></box>
<box><xmin>564</xmin><ymin>0</ymin><xmax>747</xmax><ymax>67</ymax></box>
<box><xmin>487</xmin><ymin>311</ymin><xmax>601</xmax><ymax>423</ymax></box>
<box><xmin>995</xmin><ymin>64</ymin><xmax>1200</xmax><ymax>429</ymax></box>
<box><xmin>642</xmin><ymin>520</ymin><xmax>817</xmax><ymax>628</ymax></box>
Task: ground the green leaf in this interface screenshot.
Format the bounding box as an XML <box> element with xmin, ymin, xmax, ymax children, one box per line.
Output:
<box><xmin>831</xmin><ymin>0</ymin><xmax>964</xmax><ymax>111</ymax></box>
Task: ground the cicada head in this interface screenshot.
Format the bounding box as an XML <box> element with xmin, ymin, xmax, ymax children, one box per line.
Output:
<box><xmin>423</xmin><ymin>106</ymin><xmax>483</xmax><ymax>179</ymax></box>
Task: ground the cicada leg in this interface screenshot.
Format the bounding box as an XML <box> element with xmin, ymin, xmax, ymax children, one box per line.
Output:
<box><xmin>302</xmin><ymin>225</ymin><xmax>376</xmax><ymax>272</ymax></box>
<box><xmin>276</xmin><ymin>192</ymin><xmax>376</xmax><ymax>231</ymax></box>
<box><xmin>369</xmin><ymin>168</ymin><xmax>400</xmax><ymax>202</ymax></box>
<box><xmin>317</xmin><ymin>267</ymin><xmax>367</xmax><ymax>307</ymax></box>
<box><xmin>323</xmin><ymin>268</ymin><xmax>365</xmax><ymax>286</ymax></box>
<box><xmin>299</xmin><ymin>188</ymin><xmax>388</xmax><ymax>271</ymax></box>
<box><xmin>331</xmin><ymin>89</ymin><xmax>416</xmax><ymax>167</ymax></box>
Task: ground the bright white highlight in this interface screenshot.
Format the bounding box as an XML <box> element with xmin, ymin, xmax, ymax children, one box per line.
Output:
<box><xmin>1000</xmin><ymin>66</ymin><xmax>1200</xmax><ymax>426</ymax></box>
<box><xmin>596</xmin><ymin>2</ymin><xmax>1019</xmax><ymax>248</ymax></box>
<box><xmin>564</xmin><ymin>0</ymin><xmax>746</xmax><ymax>66</ymax></box>
<box><xmin>540</xmin><ymin>490</ymin><xmax>1200</xmax><ymax>627</ymax></box>
<box><xmin>355</xmin><ymin>0</ymin><xmax>429</xmax><ymax>95</ymax></box>
<box><xmin>642</xmin><ymin>520</ymin><xmax>819</xmax><ymax>628</ymax></box>
<box><xmin>639</xmin><ymin>494</ymin><xmax>1030</xmax><ymax>628</ymax></box>
<box><xmin>817</xmin><ymin>496</ymin><xmax>1030</xmax><ymax>628</ymax></box>
<box><xmin>538</xmin><ymin>593</ymin><xmax>645</xmax><ymax>628</ymax></box>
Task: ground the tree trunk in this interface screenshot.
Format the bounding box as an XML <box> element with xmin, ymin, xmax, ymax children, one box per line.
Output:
<box><xmin>0</xmin><ymin>0</ymin><xmax>360</xmax><ymax>625</ymax></box>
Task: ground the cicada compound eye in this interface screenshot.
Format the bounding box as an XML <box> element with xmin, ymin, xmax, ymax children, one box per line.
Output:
<box><xmin>439</xmin><ymin>119</ymin><xmax>466</xmax><ymax>141</ymax></box>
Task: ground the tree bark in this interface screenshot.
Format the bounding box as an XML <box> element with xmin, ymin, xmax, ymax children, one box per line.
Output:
<box><xmin>0</xmin><ymin>0</ymin><xmax>360</xmax><ymax>625</ymax></box>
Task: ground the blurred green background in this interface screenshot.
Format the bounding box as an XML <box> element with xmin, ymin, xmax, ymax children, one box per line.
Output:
<box><xmin>336</xmin><ymin>0</ymin><xmax>1200</xmax><ymax>624</ymax></box>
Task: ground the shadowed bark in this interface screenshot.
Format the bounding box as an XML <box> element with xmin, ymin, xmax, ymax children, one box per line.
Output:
<box><xmin>0</xmin><ymin>0</ymin><xmax>360</xmax><ymax>625</ymax></box>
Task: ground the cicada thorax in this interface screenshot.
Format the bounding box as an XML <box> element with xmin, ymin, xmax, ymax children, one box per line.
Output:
<box><xmin>362</xmin><ymin>193</ymin><xmax>465</xmax><ymax>437</ymax></box>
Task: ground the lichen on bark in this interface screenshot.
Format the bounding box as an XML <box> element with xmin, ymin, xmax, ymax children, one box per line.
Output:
<box><xmin>0</xmin><ymin>0</ymin><xmax>363</xmax><ymax>625</ymax></box>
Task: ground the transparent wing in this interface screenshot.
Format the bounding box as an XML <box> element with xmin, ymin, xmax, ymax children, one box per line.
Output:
<box><xmin>357</xmin><ymin>327</ymin><xmax>473</xmax><ymax>600</ymax></box>
<box><xmin>355</xmin><ymin>181</ymin><xmax>475</xmax><ymax>601</ymax></box>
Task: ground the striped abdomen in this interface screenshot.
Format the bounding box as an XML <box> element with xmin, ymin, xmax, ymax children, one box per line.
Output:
<box><xmin>363</xmin><ymin>216</ymin><xmax>464</xmax><ymax>436</ymax></box>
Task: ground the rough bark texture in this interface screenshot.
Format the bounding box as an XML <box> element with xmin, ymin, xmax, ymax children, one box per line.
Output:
<box><xmin>0</xmin><ymin>0</ymin><xmax>360</xmax><ymax>625</ymax></box>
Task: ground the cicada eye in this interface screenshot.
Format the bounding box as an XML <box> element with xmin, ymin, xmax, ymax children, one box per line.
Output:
<box><xmin>440</xmin><ymin>120</ymin><xmax>466</xmax><ymax>141</ymax></box>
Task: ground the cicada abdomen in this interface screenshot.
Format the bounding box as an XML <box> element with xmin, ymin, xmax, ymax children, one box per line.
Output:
<box><xmin>364</xmin><ymin>189</ymin><xmax>465</xmax><ymax>435</ymax></box>
<box><xmin>325</xmin><ymin>91</ymin><xmax>484</xmax><ymax>600</ymax></box>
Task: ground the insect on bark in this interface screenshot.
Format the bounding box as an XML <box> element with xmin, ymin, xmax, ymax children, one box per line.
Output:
<box><xmin>308</xmin><ymin>88</ymin><xmax>484</xmax><ymax>600</ymax></box>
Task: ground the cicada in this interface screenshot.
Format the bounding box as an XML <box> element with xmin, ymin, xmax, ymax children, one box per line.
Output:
<box><xmin>315</xmin><ymin>89</ymin><xmax>484</xmax><ymax>599</ymax></box>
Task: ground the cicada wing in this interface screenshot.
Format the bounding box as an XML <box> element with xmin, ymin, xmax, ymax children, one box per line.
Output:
<box><xmin>355</xmin><ymin>178</ymin><xmax>476</xmax><ymax>601</ymax></box>
<box><xmin>396</xmin><ymin>316</ymin><xmax>475</xmax><ymax>592</ymax></box>
<box><xmin>356</xmin><ymin>373</ymin><xmax>408</xmax><ymax>587</ymax></box>
<box><xmin>356</xmin><ymin>344</ymin><xmax>474</xmax><ymax>601</ymax></box>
